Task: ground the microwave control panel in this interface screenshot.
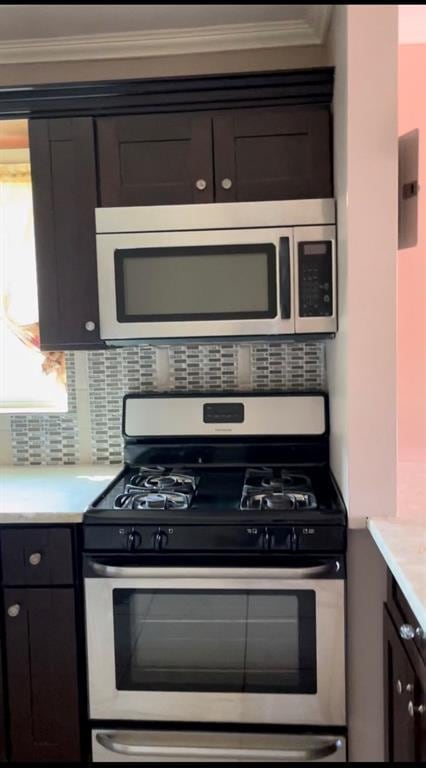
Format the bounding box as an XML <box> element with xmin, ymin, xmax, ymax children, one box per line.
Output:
<box><xmin>298</xmin><ymin>242</ymin><xmax>333</xmax><ymax>317</ymax></box>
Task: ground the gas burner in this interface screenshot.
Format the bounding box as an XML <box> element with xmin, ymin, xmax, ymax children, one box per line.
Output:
<box><xmin>241</xmin><ymin>491</ymin><xmax>317</xmax><ymax>512</ymax></box>
<box><xmin>114</xmin><ymin>491</ymin><xmax>190</xmax><ymax>510</ymax></box>
<box><xmin>243</xmin><ymin>493</ymin><xmax>295</xmax><ymax>511</ymax></box>
<box><xmin>126</xmin><ymin>470</ymin><xmax>198</xmax><ymax>493</ymax></box>
<box><xmin>126</xmin><ymin>467</ymin><xmax>166</xmax><ymax>488</ymax></box>
<box><xmin>287</xmin><ymin>492</ymin><xmax>317</xmax><ymax>509</ymax></box>
<box><xmin>244</xmin><ymin>467</ymin><xmax>312</xmax><ymax>492</ymax></box>
<box><xmin>143</xmin><ymin>473</ymin><xmax>198</xmax><ymax>492</ymax></box>
<box><xmin>136</xmin><ymin>466</ymin><xmax>166</xmax><ymax>475</ymax></box>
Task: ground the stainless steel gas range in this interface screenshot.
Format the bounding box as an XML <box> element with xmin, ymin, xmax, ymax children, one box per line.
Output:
<box><xmin>83</xmin><ymin>392</ymin><xmax>347</xmax><ymax>762</ymax></box>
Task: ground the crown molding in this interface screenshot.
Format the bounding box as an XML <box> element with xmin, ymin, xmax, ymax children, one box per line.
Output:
<box><xmin>306</xmin><ymin>5</ymin><xmax>333</xmax><ymax>43</ymax></box>
<box><xmin>0</xmin><ymin>14</ymin><xmax>331</xmax><ymax>64</ymax></box>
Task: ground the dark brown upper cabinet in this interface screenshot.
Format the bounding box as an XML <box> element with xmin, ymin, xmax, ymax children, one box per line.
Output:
<box><xmin>26</xmin><ymin>71</ymin><xmax>333</xmax><ymax>350</ymax></box>
<box><xmin>213</xmin><ymin>108</ymin><xmax>332</xmax><ymax>203</ymax></box>
<box><xmin>96</xmin><ymin>106</ymin><xmax>332</xmax><ymax>208</ymax></box>
<box><xmin>97</xmin><ymin>113</ymin><xmax>214</xmax><ymax>206</ymax></box>
<box><xmin>29</xmin><ymin>117</ymin><xmax>103</xmax><ymax>350</ymax></box>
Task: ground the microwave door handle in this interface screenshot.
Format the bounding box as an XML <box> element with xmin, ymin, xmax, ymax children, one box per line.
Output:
<box><xmin>279</xmin><ymin>236</ymin><xmax>291</xmax><ymax>319</ymax></box>
<box><xmin>87</xmin><ymin>561</ymin><xmax>340</xmax><ymax>579</ymax></box>
<box><xmin>96</xmin><ymin>732</ymin><xmax>344</xmax><ymax>761</ymax></box>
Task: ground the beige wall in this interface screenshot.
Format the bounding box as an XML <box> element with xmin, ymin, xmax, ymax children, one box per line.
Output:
<box><xmin>325</xmin><ymin>5</ymin><xmax>349</xmax><ymax>503</ymax></box>
<box><xmin>0</xmin><ymin>45</ymin><xmax>329</xmax><ymax>87</ymax></box>
<box><xmin>326</xmin><ymin>5</ymin><xmax>398</xmax><ymax>522</ymax></box>
<box><xmin>326</xmin><ymin>5</ymin><xmax>398</xmax><ymax>762</ymax></box>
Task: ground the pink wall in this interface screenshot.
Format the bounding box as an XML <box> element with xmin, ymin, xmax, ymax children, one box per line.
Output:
<box><xmin>398</xmin><ymin>44</ymin><xmax>426</xmax><ymax>515</ymax></box>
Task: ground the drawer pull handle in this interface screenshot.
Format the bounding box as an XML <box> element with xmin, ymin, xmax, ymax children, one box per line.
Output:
<box><xmin>29</xmin><ymin>552</ymin><xmax>42</xmax><ymax>566</ymax></box>
<box><xmin>221</xmin><ymin>177</ymin><xmax>233</xmax><ymax>190</ymax></box>
<box><xmin>408</xmin><ymin>701</ymin><xmax>425</xmax><ymax>717</ymax></box>
<box><xmin>85</xmin><ymin>320</ymin><xmax>96</xmax><ymax>332</ymax></box>
<box><xmin>396</xmin><ymin>679</ymin><xmax>403</xmax><ymax>695</ymax></box>
<box><xmin>195</xmin><ymin>179</ymin><xmax>207</xmax><ymax>191</ymax></box>
<box><xmin>7</xmin><ymin>604</ymin><xmax>20</xmax><ymax>618</ymax></box>
<box><xmin>399</xmin><ymin>624</ymin><xmax>424</xmax><ymax>640</ymax></box>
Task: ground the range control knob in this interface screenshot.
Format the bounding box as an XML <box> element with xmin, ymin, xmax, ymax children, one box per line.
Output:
<box><xmin>127</xmin><ymin>529</ymin><xmax>142</xmax><ymax>552</ymax></box>
<box><xmin>153</xmin><ymin>530</ymin><xmax>168</xmax><ymax>551</ymax></box>
<box><xmin>263</xmin><ymin>528</ymin><xmax>271</xmax><ymax>551</ymax></box>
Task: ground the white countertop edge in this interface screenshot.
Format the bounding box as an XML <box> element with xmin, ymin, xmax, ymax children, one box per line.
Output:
<box><xmin>368</xmin><ymin>519</ymin><xmax>426</xmax><ymax>631</ymax></box>
<box><xmin>348</xmin><ymin>516</ymin><xmax>368</xmax><ymax>530</ymax></box>
<box><xmin>0</xmin><ymin>512</ymin><xmax>84</xmax><ymax>524</ymax></box>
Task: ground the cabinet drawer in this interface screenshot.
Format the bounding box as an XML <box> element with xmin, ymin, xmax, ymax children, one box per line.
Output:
<box><xmin>1</xmin><ymin>528</ymin><xmax>74</xmax><ymax>586</ymax></box>
<box><xmin>387</xmin><ymin>570</ymin><xmax>426</xmax><ymax>668</ymax></box>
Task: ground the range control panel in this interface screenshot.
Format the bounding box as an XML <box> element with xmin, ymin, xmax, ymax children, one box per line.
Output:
<box><xmin>298</xmin><ymin>241</ymin><xmax>333</xmax><ymax>318</ymax></box>
<box><xmin>84</xmin><ymin>524</ymin><xmax>346</xmax><ymax>554</ymax></box>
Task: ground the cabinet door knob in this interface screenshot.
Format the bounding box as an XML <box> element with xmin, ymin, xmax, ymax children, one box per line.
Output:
<box><xmin>195</xmin><ymin>179</ymin><xmax>207</xmax><ymax>191</ymax></box>
<box><xmin>396</xmin><ymin>679</ymin><xmax>403</xmax><ymax>695</ymax></box>
<box><xmin>7</xmin><ymin>604</ymin><xmax>20</xmax><ymax>618</ymax></box>
<box><xmin>29</xmin><ymin>552</ymin><xmax>42</xmax><ymax>566</ymax></box>
<box><xmin>85</xmin><ymin>320</ymin><xmax>96</xmax><ymax>332</ymax></box>
<box><xmin>408</xmin><ymin>701</ymin><xmax>425</xmax><ymax>717</ymax></box>
<box><xmin>221</xmin><ymin>177</ymin><xmax>233</xmax><ymax>190</ymax></box>
<box><xmin>400</xmin><ymin>624</ymin><xmax>424</xmax><ymax>640</ymax></box>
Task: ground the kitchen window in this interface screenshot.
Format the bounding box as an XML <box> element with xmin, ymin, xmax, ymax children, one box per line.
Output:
<box><xmin>0</xmin><ymin>122</ymin><xmax>67</xmax><ymax>413</ymax></box>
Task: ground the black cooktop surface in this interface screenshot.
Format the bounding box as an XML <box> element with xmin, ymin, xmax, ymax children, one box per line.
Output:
<box><xmin>85</xmin><ymin>463</ymin><xmax>346</xmax><ymax>526</ymax></box>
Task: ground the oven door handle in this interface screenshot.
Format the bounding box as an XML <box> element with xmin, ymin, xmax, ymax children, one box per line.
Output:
<box><xmin>96</xmin><ymin>732</ymin><xmax>344</xmax><ymax>761</ymax></box>
<box><xmin>87</xmin><ymin>560</ymin><xmax>340</xmax><ymax>579</ymax></box>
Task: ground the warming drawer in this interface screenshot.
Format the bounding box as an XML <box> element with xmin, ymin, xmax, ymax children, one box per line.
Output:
<box><xmin>92</xmin><ymin>730</ymin><xmax>347</xmax><ymax>762</ymax></box>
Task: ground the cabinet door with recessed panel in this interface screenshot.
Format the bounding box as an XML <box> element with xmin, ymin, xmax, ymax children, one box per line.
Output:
<box><xmin>97</xmin><ymin>113</ymin><xmax>214</xmax><ymax>206</ymax></box>
<box><xmin>213</xmin><ymin>107</ymin><xmax>332</xmax><ymax>203</ymax></box>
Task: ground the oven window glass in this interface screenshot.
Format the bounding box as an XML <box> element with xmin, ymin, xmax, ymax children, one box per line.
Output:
<box><xmin>113</xmin><ymin>589</ymin><xmax>316</xmax><ymax>693</ymax></box>
<box><xmin>114</xmin><ymin>244</ymin><xmax>277</xmax><ymax>322</ymax></box>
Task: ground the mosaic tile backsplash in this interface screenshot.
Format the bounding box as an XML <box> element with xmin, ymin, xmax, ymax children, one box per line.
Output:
<box><xmin>10</xmin><ymin>342</ymin><xmax>326</xmax><ymax>464</ymax></box>
<box><xmin>11</xmin><ymin>352</ymin><xmax>79</xmax><ymax>465</ymax></box>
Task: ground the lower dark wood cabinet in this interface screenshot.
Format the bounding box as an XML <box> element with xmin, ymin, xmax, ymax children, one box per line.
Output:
<box><xmin>384</xmin><ymin>603</ymin><xmax>425</xmax><ymax>763</ymax></box>
<box><xmin>0</xmin><ymin>638</ymin><xmax>6</xmax><ymax>763</ymax></box>
<box><xmin>3</xmin><ymin>588</ymin><xmax>81</xmax><ymax>763</ymax></box>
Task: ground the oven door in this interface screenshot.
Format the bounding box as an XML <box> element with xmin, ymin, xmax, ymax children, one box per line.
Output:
<box><xmin>96</xmin><ymin>227</ymin><xmax>294</xmax><ymax>341</ymax></box>
<box><xmin>84</xmin><ymin>561</ymin><xmax>345</xmax><ymax>726</ymax></box>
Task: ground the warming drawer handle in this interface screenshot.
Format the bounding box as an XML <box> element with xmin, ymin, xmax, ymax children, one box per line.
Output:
<box><xmin>88</xmin><ymin>561</ymin><xmax>339</xmax><ymax>580</ymax></box>
<box><xmin>96</xmin><ymin>732</ymin><xmax>344</xmax><ymax>761</ymax></box>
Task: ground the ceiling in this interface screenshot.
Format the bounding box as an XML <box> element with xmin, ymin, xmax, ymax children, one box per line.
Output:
<box><xmin>0</xmin><ymin>5</ymin><xmax>332</xmax><ymax>63</ymax></box>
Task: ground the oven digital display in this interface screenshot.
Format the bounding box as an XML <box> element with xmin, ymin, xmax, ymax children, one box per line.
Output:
<box><xmin>203</xmin><ymin>403</ymin><xmax>244</xmax><ymax>424</ymax></box>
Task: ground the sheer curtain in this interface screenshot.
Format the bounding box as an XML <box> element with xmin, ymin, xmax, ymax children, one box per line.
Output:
<box><xmin>0</xmin><ymin>163</ymin><xmax>67</xmax><ymax>411</ymax></box>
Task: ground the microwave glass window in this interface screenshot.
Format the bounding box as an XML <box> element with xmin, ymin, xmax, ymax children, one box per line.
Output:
<box><xmin>114</xmin><ymin>244</ymin><xmax>277</xmax><ymax>321</ymax></box>
<box><xmin>113</xmin><ymin>589</ymin><xmax>316</xmax><ymax>694</ymax></box>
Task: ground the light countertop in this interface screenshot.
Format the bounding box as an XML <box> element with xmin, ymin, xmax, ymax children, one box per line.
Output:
<box><xmin>368</xmin><ymin>518</ymin><xmax>426</xmax><ymax>631</ymax></box>
<box><xmin>0</xmin><ymin>465</ymin><xmax>118</xmax><ymax>523</ymax></box>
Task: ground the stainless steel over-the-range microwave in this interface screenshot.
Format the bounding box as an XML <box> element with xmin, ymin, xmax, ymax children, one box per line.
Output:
<box><xmin>95</xmin><ymin>199</ymin><xmax>337</xmax><ymax>344</ymax></box>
